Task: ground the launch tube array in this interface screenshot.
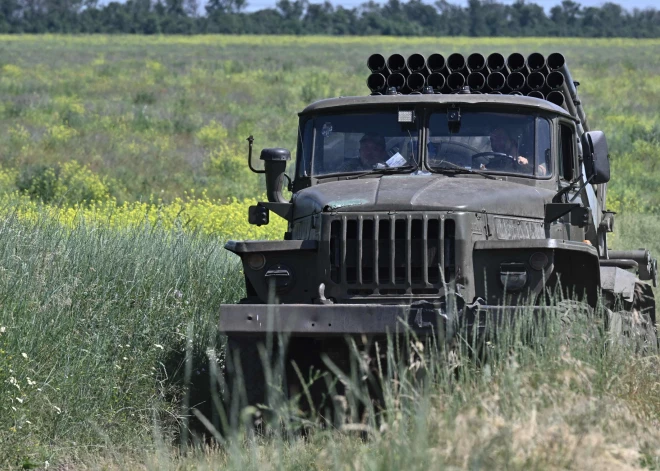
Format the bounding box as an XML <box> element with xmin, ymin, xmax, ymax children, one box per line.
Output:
<box><xmin>366</xmin><ymin>52</ymin><xmax>573</xmax><ymax>108</ymax></box>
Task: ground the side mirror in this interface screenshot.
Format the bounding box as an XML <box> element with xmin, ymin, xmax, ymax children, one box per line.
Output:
<box><xmin>261</xmin><ymin>148</ymin><xmax>291</xmax><ymax>203</ymax></box>
<box><xmin>581</xmin><ymin>131</ymin><xmax>610</xmax><ymax>184</ymax></box>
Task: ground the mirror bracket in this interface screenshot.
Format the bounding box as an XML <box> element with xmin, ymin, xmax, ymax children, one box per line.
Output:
<box><xmin>247</xmin><ymin>135</ymin><xmax>265</xmax><ymax>174</ymax></box>
<box><xmin>248</xmin><ymin>202</ymin><xmax>292</xmax><ymax>226</ymax></box>
<box><xmin>545</xmin><ymin>203</ymin><xmax>589</xmax><ymax>227</ymax></box>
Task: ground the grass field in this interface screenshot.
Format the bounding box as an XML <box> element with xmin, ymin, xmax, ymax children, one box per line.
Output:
<box><xmin>1</xmin><ymin>35</ymin><xmax>659</xmax><ymax>210</ymax></box>
<box><xmin>0</xmin><ymin>35</ymin><xmax>660</xmax><ymax>469</ymax></box>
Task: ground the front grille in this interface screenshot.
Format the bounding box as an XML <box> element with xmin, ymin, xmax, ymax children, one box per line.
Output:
<box><xmin>327</xmin><ymin>213</ymin><xmax>455</xmax><ymax>295</ymax></box>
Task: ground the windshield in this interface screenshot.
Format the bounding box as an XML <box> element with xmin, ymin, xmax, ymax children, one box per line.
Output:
<box><xmin>305</xmin><ymin>112</ymin><xmax>419</xmax><ymax>177</ymax></box>
<box><xmin>428</xmin><ymin>111</ymin><xmax>551</xmax><ymax>178</ymax></box>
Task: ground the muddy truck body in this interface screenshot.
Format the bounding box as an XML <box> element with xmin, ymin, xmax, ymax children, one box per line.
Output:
<box><xmin>218</xmin><ymin>52</ymin><xmax>658</xmax><ymax>405</ymax></box>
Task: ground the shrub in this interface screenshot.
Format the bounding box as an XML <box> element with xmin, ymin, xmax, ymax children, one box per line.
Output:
<box><xmin>196</xmin><ymin>120</ymin><xmax>230</xmax><ymax>149</ymax></box>
<box><xmin>0</xmin><ymin>191</ymin><xmax>285</xmax><ymax>241</ymax></box>
<box><xmin>44</xmin><ymin>124</ymin><xmax>78</xmax><ymax>148</ymax></box>
<box><xmin>16</xmin><ymin>161</ymin><xmax>111</xmax><ymax>206</ymax></box>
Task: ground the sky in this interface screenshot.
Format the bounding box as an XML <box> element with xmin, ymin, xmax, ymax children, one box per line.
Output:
<box><xmin>243</xmin><ymin>0</ymin><xmax>660</xmax><ymax>13</ymax></box>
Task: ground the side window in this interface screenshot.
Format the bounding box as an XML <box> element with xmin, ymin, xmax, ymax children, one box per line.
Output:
<box><xmin>559</xmin><ymin>123</ymin><xmax>574</xmax><ymax>181</ymax></box>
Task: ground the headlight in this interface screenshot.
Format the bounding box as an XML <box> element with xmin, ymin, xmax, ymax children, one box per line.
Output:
<box><xmin>246</xmin><ymin>253</ymin><xmax>266</xmax><ymax>270</ymax></box>
<box><xmin>499</xmin><ymin>262</ymin><xmax>527</xmax><ymax>292</ymax></box>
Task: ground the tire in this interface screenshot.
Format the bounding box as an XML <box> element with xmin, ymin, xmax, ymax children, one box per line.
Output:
<box><xmin>556</xmin><ymin>299</ymin><xmax>601</xmax><ymax>345</ymax></box>
<box><xmin>223</xmin><ymin>336</ymin><xmax>269</xmax><ymax>430</ymax></box>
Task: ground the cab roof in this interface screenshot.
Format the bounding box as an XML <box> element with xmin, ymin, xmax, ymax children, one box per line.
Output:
<box><xmin>300</xmin><ymin>94</ymin><xmax>574</xmax><ymax>120</ymax></box>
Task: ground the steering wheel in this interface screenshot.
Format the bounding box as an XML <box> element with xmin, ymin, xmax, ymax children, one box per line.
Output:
<box><xmin>471</xmin><ymin>151</ymin><xmax>516</xmax><ymax>169</ymax></box>
<box><xmin>431</xmin><ymin>141</ymin><xmax>483</xmax><ymax>167</ymax></box>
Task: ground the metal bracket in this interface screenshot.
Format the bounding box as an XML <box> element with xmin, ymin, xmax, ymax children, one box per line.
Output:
<box><xmin>544</xmin><ymin>202</ymin><xmax>579</xmax><ymax>223</ymax></box>
<box><xmin>599</xmin><ymin>211</ymin><xmax>615</xmax><ymax>233</ymax></box>
<box><xmin>248</xmin><ymin>202</ymin><xmax>292</xmax><ymax>226</ymax></box>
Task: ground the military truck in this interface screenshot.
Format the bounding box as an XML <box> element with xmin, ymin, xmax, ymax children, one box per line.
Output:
<box><xmin>218</xmin><ymin>52</ymin><xmax>658</xmax><ymax>409</ymax></box>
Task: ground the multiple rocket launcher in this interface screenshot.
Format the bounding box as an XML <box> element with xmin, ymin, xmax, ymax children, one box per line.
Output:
<box><xmin>366</xmin><ymin>52</ymin><xmax>572</xmax><ymax>108</ymax></box>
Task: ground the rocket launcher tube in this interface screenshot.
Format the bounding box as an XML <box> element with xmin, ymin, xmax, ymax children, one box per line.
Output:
<box><xmin>367</xmin><ymin>53</ymin><xmax>389</xmax><ymax>75</ymax></box>
<box><xmin>506</xmin><ymin>72</ymin><xmax>526</xmax><ymax>91</ymax></box>
<box><xmin>486</xmin><ymin>72</ymin><xmax>506</xmax><ymax>91</ymax></box>
<box><xmin>467</xmin><ymin>72</ymin><xmax>486</xmax><ymax>92</ymax></box>
<box><xmin>467</xmin><ymin>53</ymin><xmax>486</xmax><ymax>73</ymax></box>
<box><xmin>447</xmin><ymin>72</ymin><xmax>466</xmax><ymax>91</ymax></box>
<box><xmin>407</xmin><ymin>54</ymin><xmax>429</xmax><ymax>74</ymax></box>
<box><xmin>367</xmin><ymin>73</ymin><xmax>387</xmax><ymax>93</ymax></box>
<box><xmin>546</xmin><ymin>71</ymin><xmax>565</xmax><ymax>90</ymax></box>
<box><xmin>386</xmin><ymin>73</ymin><xmax>407</xmax><ymax>91</ymax></box>
<box><xmin>507</xmin><ymin>52</ymin><xmax>527</xmax><ymax>74</ymax></box>
<box><xmin>558</xmin><ymin>63</ymin><xmax>590</xmax><ymax>132</ymax></box>
<box><xmin>527</xmin><ymin>52</ymin><xmax>546</xmax><ymax>72</ymax></box>
<box><xmin>447</xmin><ymin>53</ymin><xmax>467</xmax><ymax>74</ymax></box>
<box><xmin>427</xmin><ymin>53</ymin><xmax>447</xmax><ymax>74</ymax></box>
<box><xmin>546</xmin><ymin>91</ymin><xmax>565</xmax><ymax>107</ymax></box>
<box><xmin>387</xmin><ymin>54</ymin><xmax>409</xmax><ymax>75</ymax></box>
<box><xmin>547</xmin><ymin>52</ymin><xmax>566</xmax><ymax>71</ymax></box>
<box><xmin>427</xmin><ymin>73</ymin><xmax>445</xmax><ymax>92</ymax></box>
<box><xmin>487</xmin><ymin>52</ymin><xmax>508</xmax><ymax>74</ymax></box>
<box><xmin>406</xmin><ymin>73</ymin><xmax>426</xmax><ymax>92</ymax></box>
<box><xmin>526</xmin><ymin>72</ymin><xmax>545</xmax><ymax>91</ymax></box>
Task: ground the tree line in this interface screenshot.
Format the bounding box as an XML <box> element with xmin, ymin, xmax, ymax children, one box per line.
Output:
<box><xmin>0</xmin><ymin>0</ymin><xmax>658</xmax><ymax>37</ymax></box>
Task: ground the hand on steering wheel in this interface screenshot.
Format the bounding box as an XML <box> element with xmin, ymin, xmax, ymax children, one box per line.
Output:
<box><xmin>472</xmin><ymin>151</ymin><xmax>516</xmax><ymax>169</ymax></box>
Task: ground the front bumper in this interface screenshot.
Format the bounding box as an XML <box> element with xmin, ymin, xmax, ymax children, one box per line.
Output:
<box><xmin>218</xmin><ymin>303</ymin><xmax>549</xmax><ymax>338</ymax></box>
<box><xmin>219</xmin><ymin>304</ymin><xmax>446</xmax><ymax>337</ymax></box>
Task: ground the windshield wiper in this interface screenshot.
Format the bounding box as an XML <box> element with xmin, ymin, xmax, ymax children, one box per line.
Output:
<box><xmin>344</xmin><ymin>164</ymin><xmax>417</xmax><ymax>180</ymax></box>
<box><xmin>431</xmin><ymin>160</ymin><xmax>496</xmax><ymax>180</ymax></box>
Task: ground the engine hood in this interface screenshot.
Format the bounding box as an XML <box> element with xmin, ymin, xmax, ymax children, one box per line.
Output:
<box><xmin>293</xmin><ymin>174</ymin><xmax>554</xmax><ymax>219</ymax></box>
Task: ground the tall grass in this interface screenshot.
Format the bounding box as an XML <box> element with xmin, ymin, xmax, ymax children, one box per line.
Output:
<box><xmin>0</xmin><ymin>212</ymin><xmax>244</xmax><ymax>468</ymax></box>
<box><xmin>0</xmin><ymin>209</ymin><xmax>659</xmax><ymax>469</ymax></box>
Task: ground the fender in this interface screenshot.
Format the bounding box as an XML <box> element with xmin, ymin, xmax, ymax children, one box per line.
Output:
<box><xmin>473</xmin><ymin>239</ymin><xmax>600</xmax><ymax>307</ymax></box>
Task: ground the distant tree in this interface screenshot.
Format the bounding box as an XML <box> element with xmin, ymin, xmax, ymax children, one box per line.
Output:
<box><xmin>434</xmin><ymin>0</ymin><xmax>468</xmax><ymax>36</ymax></box>
<box><xmin>303</xmin><ymin>1</ymin><xmax>334</xmax><ymax>34</ymax></box>
<box><xmin>0</xmin><ymin>0</ymin><xmax>22</xmax><ymax>32</ymax></box>
<box><xmin>0</xmin><ymin>0</ymin><xmax>658</xmax><ymax>37</ymax></box>
<box><xmin>509</xmin><ymin>0</ymin><xmax>550</xmax><ymax>36</ymax></box>
<box><xmin>206</xmin><ymin>0</ymin><xmax>246</xmax><ymax>15</ymax></box>
<box><xmin>275</xmin><ymin>0</ymin><xmax>307</xmax><ymax>33</ymax></box>
<box><xmin>550</xmin><ymin>0</ymin><xmax>582</xmax><ymax>36</ymax></box>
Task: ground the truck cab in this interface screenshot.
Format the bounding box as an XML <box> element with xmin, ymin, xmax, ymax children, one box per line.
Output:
<box><xmin>230</xmin><ymin>94</ymin><xmax>606</xmax><ymax>316</ymax></box>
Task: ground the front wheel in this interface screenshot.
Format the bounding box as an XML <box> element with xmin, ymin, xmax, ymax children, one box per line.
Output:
<box><xmin>223</xmin><ymin>337</ymin><xmax>270</xmax><ymax>430</ymax></box>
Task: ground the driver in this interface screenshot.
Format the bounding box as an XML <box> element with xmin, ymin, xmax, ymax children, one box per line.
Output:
<box><xmin>486</xmin><ymin>127</ymin><xmax>547</xmax><ymax>175</ymax></box>
<box><xmin>339</xmin><ymin>133</ymin><xmax>389</xmax><ymax>172</ymax></box>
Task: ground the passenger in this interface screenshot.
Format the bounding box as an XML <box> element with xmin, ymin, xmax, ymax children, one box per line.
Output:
<box><xmin>340</xmin><ymin>133</ymin><xmax>388</xmax><ymax>172</ymax></box>
<box><xmin>486</xmin><ymin>127</ymin><xmax>547</xmax><ymax>176</ymax></box>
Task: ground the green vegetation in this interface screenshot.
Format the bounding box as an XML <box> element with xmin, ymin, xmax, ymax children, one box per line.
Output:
<box><xmin>0</xmin><ymin>36</ymin><xmax>659</xmax><ymax>468</ymax></box>
<box><xmin>0</xmin><ymin>0</ymin><xmax>659</xmax><ymax>37</ymax></box>
<box><xmin>0</xmin><ymin>210</ymin><xmax>659</xmax><ymax>469</ymax></box>
<box><xmin>0</xmin><ymin>213</ymin><xmax>241</xmax><ymax>468</ymax></box>
<box><xmin>1</xmin><ymin>35</ymin><xmax>659</xmax><ymax>212</ymax></box>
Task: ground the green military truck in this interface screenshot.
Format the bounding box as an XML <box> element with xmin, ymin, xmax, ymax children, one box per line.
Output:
<box><xmin>218</xmin><ymin>52</ymin><xmax>658</xmax><ymax>409</ymax></box>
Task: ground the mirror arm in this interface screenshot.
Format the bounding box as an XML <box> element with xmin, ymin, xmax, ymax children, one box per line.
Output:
<box><xmin>552</xmin><ymin>174</ymin><xmax>582</xmax><ymax>203</ymax></box>
<box><xmin>247</xmin><ymin>135</ymin><xmax>265</xmax><ymax>174</ymax></box>
<box><xmin>569</xmin><ymin>173</ymin><xmax>595</xmax><ymax>203</ymax></box>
